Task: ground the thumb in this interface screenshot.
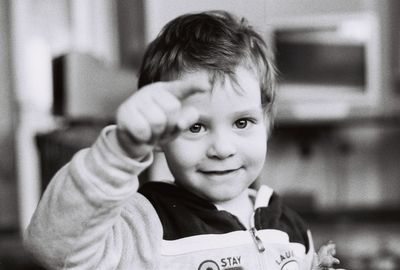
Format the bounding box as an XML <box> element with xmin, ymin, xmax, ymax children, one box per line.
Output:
<box><xmin>176</xmin><ymin>106</ymin><xmax>199</xmax><ymax>130</ymax></box>
<box><xmin>165</xmin><ymin>79</ymin><xmax>209</xmax><ymax>100</ymax></box>
<box><xmin>156</xmin><ymin>106</ymin><xmax>199</xmax><ymax>147</ymax></box>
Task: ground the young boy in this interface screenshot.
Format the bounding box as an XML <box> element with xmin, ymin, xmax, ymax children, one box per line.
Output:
<box><xmin>25</xmin><ymin>11</ymin><xmax>342</xmax><ymax>270</ymax></box>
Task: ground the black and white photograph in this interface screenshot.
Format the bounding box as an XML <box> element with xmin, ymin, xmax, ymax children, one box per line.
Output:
<box><xmin>1</xmin><ymin>1</ymin><xmax>400</xmax><ymax>269</ymax></box>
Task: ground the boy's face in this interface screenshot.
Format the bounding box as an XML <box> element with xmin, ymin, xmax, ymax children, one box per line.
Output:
<box><xmin>162</xmin><ymin>67</ymin><xmax>268</xmax><ymax>203</ymax></box>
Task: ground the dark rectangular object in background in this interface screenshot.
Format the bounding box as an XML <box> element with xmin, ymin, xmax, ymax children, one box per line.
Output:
<box><xmin>52</xmin><ymin>53</ymin><xmax>137</xmax><ymax>121</ymax></box>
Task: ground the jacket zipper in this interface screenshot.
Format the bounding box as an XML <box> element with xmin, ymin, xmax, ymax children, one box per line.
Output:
<box><xmin>249</xmin><ymin>211</ymin><xmax>265</xmax><ymax>253</ymax></box>
<box><xmin>220</xmin><ymin>205</ymin><xmax>268</xmax><ymax>268</ymax></box>
<box><xmin>249</xmin><ymin>227</ymin><xmax>265</xmax><ymax>253</ymax></box>
<box><xmin>249</xmin><ymin>212</ymin><xmax>268</xmax><ymax>269</ymax></box>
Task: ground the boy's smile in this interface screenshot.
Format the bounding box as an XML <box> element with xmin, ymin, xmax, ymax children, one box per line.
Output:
<box><xmin>162</xmin><ymin>67</ymin><xmax>268</xmax><ymax>203</ymax></box>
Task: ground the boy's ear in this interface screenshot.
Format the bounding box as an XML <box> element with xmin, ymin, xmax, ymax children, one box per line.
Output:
<box><xmin>263</xmin><ymin>114</ymin><xmax>272</xmax><ymax>137</ymax></box>
<box><xmin>263</xmin><ymin>114</ymin><xmax>270</xmax><ymax>128</ymax></box>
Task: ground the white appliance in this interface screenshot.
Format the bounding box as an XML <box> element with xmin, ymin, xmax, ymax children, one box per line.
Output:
<box><xmin>265</xmin><ymin>12</ymin><xmax>383</xmax><ymax>121</ymax></box>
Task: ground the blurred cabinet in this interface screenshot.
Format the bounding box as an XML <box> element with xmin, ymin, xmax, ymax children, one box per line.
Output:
<box><xmin>0</xmin><ymin>0</ymin><xmax>17</xmax><ymax>231</ymax></box>
<box><xmin>264</xmin><ymin>122</ymin><xmax>400</xmax><ymax>209</ymax></box>
<box><xmin>36</xmin><ymin>122</ymin><xmax>105</xmax><ymax>192</ymax></box>
<box><xmin>262</xmin><ymin>121</ymin><xmax>400</xmax><ymax>270</ymax></box>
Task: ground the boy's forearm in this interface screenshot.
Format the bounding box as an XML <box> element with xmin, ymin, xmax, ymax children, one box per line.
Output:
<box><xmin>24</xmin><ymin>125</ymin><xmax>154</xmax><ymax>268</ymax></box>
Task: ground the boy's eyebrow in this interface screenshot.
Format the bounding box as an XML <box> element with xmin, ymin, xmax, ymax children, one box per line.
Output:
<box><xmin>231</xmin><ymin>108</ymin><xmax>263</xmax><ymax>117</ymax></box>
<box><xmin>197</xmin><ymin>108</ymin><xmax>263</xmax><ymax>120</ymax></box>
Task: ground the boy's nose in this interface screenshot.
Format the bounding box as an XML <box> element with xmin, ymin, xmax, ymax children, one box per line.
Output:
<box><xmin>206</xmin><ymin>132</ymin><xmax>237</xmax><ymax>160</ymax></box>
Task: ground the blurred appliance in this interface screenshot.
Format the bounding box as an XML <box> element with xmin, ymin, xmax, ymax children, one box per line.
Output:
<box><xmin>52</xmin><ymin>52</ymin><xmax>137</xmax><ymax>120</ymax></box>
<box><xmin>265</xmin><ymin>12</ymin><xmax>381</xmax><ymax>121</ymax></box>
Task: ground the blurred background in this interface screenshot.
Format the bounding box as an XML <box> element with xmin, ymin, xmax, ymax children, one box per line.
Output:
<box><xmin>1</xmin><ymin>0</ymin><xmax>400</xmax><ymax>269</ymax></box>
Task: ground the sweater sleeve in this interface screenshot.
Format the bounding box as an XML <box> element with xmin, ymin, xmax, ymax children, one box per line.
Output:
<box><xmin>24</xmin><ymin>125</ymin><xmax>163</xmax><ymax>269</ymax></box>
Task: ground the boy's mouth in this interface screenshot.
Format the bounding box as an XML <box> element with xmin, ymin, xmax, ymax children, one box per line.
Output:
<box><xmin>199</xmin><ymin>167</ymin><xmax>242</xmax><ymax>175</ymax></box>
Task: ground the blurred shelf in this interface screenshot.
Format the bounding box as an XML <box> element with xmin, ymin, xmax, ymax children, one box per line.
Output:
<box><xmin>275</xmin><ymin>111</ymin><xmax>400</xmax><ymax>129</ymax></box>
<box><xmin>297</xmin><ymin>206</ymin><xmax>400</xmax><ymax>224</ymax></box>
<box><xmin>36</xmin><ymin>120</ymin><xmax>108</xmax><ymax>193</ymax></box>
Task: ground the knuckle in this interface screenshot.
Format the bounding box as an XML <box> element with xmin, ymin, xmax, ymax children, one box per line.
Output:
<box><xmin>153</xmin><ymin>93</ymin><xmax>182</xmax><ymax>115</ymax></box>
<box><xmin>116</xmin><ymin>106</ymin><xmax>128</xmax><ymax>125</ymax></box>
<box><xmin>134</xmin><ymin>126</ymin><xmax>151</xmax><ymax>142</ymax></box>
<box><xmin>150</xmin><ymin>114</ymin><xmax>167</xmax><ymax>134</ymax></box>
<box><xmin>165</xmin><ymin>98</ymin><xmax>181</xmax><ymax>113</ymax></box>
<box><xmin>148</xmin><ymin>82</ymin><xmax>164</xmax><ymax>93</ymax></box>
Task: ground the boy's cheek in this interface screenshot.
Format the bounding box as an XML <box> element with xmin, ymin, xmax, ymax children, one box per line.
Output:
<box><xmin>162</xmin><ymin>139</ymin><xmax>204</xmax><ymax>167</ymax></box>
<box><xmin>244</xmin><ymin>133</ymin><xmax>268</xmax><ymax>166</ymax></box>
<box><xmin>245</xmin><ymin>127</ymin><xmax>268</xmax><ymax>150</ymax></box>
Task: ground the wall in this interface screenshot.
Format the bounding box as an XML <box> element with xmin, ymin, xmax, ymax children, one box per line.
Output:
<box><xmin>143</xmin><ymin>0</ymin><xmax>267</xmax><ymax>43</ymax></box>
<box><xmin>0</xmin><ymin>0</ymin><xmax>18</xmax><ymax>230</ymax></box>
<box><xmin>264</xmin><ymin>0</ymin><xmax>365</xmax><ymax>17</ymax></box>
<box><xmin>142</xmin><ymin>0</ymin><xmax>367</xmax><ymax>42</ymax></box>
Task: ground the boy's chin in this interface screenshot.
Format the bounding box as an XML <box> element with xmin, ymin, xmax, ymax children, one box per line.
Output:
<box><xmin>197</xmin><ymin>188</ymin><xmax>245</xmax><ymax>204</ymax></box>
<box><xmin>176</xmin><ymin>178</ymin><xmax>252</xmax><ymax>203</ymax></box>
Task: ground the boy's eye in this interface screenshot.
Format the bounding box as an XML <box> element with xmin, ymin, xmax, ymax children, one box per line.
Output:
<box><xmin>188</xmin><ymin>123</ymin><xmax>205</xmax><ymax>133</ymax></box>
<box><xmin>234</xmin><ymin>119</ymin><xmax>249</xmax><ymax>129</ymax></box>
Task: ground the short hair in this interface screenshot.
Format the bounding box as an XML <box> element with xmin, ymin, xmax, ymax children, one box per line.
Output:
<box><xmin>138</xmin><ymin>10</ymin><xmax>276</xmax><ymax>125</ymax></box>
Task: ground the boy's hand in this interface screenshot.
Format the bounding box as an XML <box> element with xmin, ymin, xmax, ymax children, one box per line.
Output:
<box><xmin>116</xmin><ymin>80</ymin><xmax>208</xmax><ymax>159</ymax></box>
<box><xmin>312</xmin><ymin>241</ymin><xmax>346</xmax><ymax>270</ymax></box>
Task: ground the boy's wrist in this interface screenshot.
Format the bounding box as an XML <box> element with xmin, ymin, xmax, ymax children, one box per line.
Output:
<box><xmin>89</xmin><ymin>125</ymin><xmax>154</xmax><ymax>174</ymax></box>
<box><xmin>115</xmin><ymin>128</ymin><xmax>154</xmax><ymax>161</ymax></box>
